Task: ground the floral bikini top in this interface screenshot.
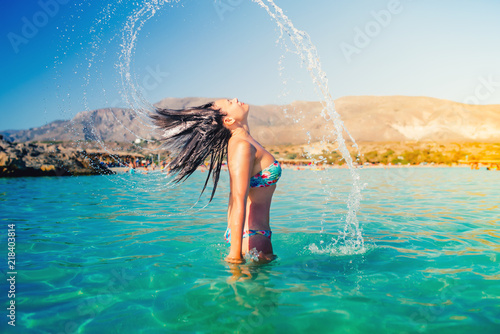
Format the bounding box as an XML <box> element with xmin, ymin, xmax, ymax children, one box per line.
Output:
<box><xmin>249</xmin><ymin>160</ymin><xmax>282</xmax><ymax>188</ymax></box>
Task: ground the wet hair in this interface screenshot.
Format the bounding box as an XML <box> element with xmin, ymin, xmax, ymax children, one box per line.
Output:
<box><xmin>150</xmin><ymin>102</ymin><xmax>232</xmax><ymax>202</ymax></box>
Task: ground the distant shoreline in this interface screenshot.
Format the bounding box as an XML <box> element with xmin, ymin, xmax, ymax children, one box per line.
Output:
<box><xmin>111</xmin><ymin>163</ymin><xmax>483</xmax><ymax>176</ymax></box>
<box><xmin>2</xmin><ymin>137</ymin><xmax>498</xmax><ymax>178</ymax></box>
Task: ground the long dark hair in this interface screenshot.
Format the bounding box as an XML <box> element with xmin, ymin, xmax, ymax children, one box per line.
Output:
<box><xmin>150</xmin><ymin>102</ymin><xmax>231</xmax><ymax>202</ymax></box>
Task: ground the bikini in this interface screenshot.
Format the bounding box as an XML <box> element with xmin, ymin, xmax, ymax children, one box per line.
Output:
<box><xmin>249</xmin><ymin>160</ymin><xmax>282</xmax><ymax>188</ymax></box>
<box><xmin>224</xmin><ymin>228</ymin><xmax>272</xmax><ymax>244</ymax></box>
<box><xmin>224</xmin><ymin>160</ymin><xmax>282</xmax><ymax>244</ymax></box>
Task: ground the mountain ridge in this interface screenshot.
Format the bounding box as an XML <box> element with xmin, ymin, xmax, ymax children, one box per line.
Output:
<box><xmin>2</xmin><ymin>96</ymin><xmax>500</xmax><ymax>145</ymax></box>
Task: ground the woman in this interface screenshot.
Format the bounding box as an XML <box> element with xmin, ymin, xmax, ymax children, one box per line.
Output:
<box><xmin>150</xmin><ymin>98</ymin><xmax>282</xmax><ymax>264</ymax></box>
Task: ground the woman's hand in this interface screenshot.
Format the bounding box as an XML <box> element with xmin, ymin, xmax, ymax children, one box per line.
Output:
<box><xmin>225</xmin><ymin>254</ymin><xmax>246</xmax><ymax>264</ymax></box>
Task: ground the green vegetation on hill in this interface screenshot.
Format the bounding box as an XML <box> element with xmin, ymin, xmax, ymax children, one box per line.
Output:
<box><xmin>266</xmin><ymin>142</ymin><xmax>500</xmax><ymax>165</ymax></box>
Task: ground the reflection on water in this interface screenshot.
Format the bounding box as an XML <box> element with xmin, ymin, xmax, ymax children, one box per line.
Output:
<box><xmin>2</xmin><ymin>168</ymin><xmax>500</xmax><ymax>332</ymax></box>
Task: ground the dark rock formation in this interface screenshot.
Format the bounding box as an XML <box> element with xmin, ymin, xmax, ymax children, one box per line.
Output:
<box><xmin>0</xmin><ymin>138</ymin><xmax>114</xmax><ymax>177</ymax></box>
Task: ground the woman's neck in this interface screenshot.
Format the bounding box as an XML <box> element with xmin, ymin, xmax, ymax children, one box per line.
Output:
<box><xmin>230</xmin><ymin>125</ymin><xmax>250</xmax><ymax>137</ymax></box>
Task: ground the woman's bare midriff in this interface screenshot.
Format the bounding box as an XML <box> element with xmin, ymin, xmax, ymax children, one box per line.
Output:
<box><xmin>245</xmin><ymin>186</ymin><xmax>275</xmax><ymax>230</ymax></box>
<box><xmin>242</xmin><ymin>185</ymin><xmax>276</xmax><ymax>259</ymax></box>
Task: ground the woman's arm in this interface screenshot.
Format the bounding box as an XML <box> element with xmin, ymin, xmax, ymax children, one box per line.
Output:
<box><xmin>225</xmin><ymin>140</ymin><xmax>255</xmax><ymax>264</ymax></box>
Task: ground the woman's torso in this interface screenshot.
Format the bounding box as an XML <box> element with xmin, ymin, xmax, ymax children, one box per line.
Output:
<box><xmin>229</xmin><ymin>135</ymin><xmax>277</xmax><ymax>231</ymax></box>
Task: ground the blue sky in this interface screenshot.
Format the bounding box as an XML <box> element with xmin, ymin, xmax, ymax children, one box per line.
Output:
<box><xmin>1</xmin><ymin>0</ymin><xmax>500</xmax><ymax>131</ymax></box>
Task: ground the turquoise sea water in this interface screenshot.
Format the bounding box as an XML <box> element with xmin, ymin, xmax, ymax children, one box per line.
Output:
<box><xmin>1</xmin><ymin>167</ymin><xmax>499</xmax><ymax>333</ymax></box>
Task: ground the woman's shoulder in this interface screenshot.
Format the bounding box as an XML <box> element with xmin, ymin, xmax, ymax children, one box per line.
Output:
<box><xmin>228</xmin><ymin>136</ymin><xmax>256</xmax><ymax>152</ymax></box>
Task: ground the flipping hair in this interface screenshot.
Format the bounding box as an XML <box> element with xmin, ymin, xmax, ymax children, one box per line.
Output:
<box><xmin>150</xmin><ymin>102</ymin><xmax>232</xmax><ymax>202</ymax></box>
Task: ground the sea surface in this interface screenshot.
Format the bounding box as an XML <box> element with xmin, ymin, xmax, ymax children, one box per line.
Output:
<box><xmin>1</xmin><ymin>167</ymin><xmax>499</xmax><ymax>333</ymax></box>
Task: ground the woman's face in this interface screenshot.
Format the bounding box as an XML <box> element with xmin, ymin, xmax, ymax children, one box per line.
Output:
<box><xmin>213</xmin><ymin>98</ymin><xmax>249</xmax><ymax>124</ymax></box>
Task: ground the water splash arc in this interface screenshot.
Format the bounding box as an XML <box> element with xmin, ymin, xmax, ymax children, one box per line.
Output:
<box><xmin>99</xmin><ymin>0</ymin><xmax>365</xmax><ymax>251</ymax></box>
<box><xmin>250</xmin><ymin>0</ymin><xmax>364</xmax><ymax>251</ymax></box>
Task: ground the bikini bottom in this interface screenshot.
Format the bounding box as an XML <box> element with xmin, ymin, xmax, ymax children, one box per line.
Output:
<box><xmin>224</xmin><ymin>227</ymin><xmax>272</xmax><ymax>244</ymax></box>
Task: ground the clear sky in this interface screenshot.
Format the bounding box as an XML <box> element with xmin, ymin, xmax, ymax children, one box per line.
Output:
<box><xmin>1</xmin><ymin>0</ymin><xmax>500</xmax><ymax>131</ymax></box>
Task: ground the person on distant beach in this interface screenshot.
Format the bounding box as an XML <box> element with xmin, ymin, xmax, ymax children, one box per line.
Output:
<box><xmin>128</xmin><ymin>161</ymin><xmax>135</xmax><ymax>174</ymax></box>
<box><xmin>150</xmin><ymin>98</ymin><xmax>281</xmax><ymax>264</ymax></box>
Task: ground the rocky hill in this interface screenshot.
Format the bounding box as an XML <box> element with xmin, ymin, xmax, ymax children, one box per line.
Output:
<box><xmin>2</xmin><ymin>96</ymin><xmax>500</xmax><ymax>145</ymax></box>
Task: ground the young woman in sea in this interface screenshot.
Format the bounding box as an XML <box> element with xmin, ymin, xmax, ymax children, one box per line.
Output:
<box><xmin>151</xmin><ymin>98</ymin><xmax>282</xmax><ymax>264</ymax></box>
